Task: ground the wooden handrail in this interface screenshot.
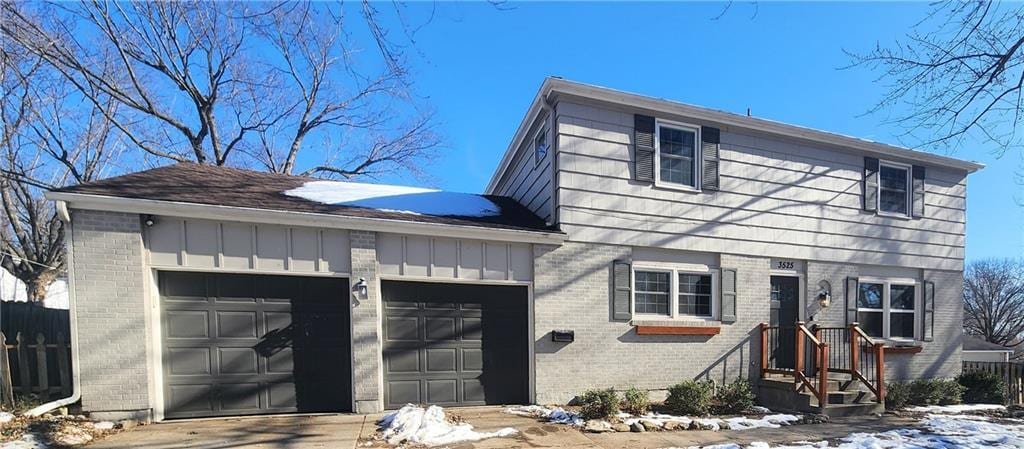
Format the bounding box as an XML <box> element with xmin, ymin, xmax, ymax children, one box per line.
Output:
<box><xmin>760</xmin><ymin>323</ymin><xmax>769</xmax><ymax>379</ymax></box>
<box><xmin>795</xmin><ymin>321</ymin><xmax>829</xmax><ymax>408</ymax></box>
<box><xmin>848</xmin><ymin>322</ymin><xmax>886</xmax><ymax>404</ymax></box>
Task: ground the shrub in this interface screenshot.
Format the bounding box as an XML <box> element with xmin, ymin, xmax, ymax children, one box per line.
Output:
<box><xmin>712</xmin><ymin>378</ymin><xmax>755</xmax><ymax>415</ymax></box>
<box><xmin>621</xmin><ymin>387</ymin><xmax>650</xmax><ymax>415</ymax></box>
<box><xmin>958</xmin><ymin>371</ymin><xmax>1007</xmax><ymax>405</ymax></box>
<box><xmin>885</xmin><ymin>382</ymin><xmax>911</xmax><ymax>410</ymax></box>
<box><xmin>577</xmin><ymin>388</ymin><xmax>620</xmax><ymax>420</ymax></box>
<box><xmin>665</xmin><ymin>380</ymin><xmax>714</xmax><ymax>416</ymax></box>
<box><xmin>886</xmin><ymin>378</ymin><xmax>965</xmax><ymax>410</ymax></box>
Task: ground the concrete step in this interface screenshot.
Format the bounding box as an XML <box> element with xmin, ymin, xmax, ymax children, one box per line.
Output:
<box><xmin>821</xmin><ymin>401</ymin><xmax>885</xmax><ymax>418</ymax></box>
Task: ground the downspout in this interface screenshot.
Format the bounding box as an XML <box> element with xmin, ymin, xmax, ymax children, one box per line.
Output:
<box><xmin>541</xmin><ymin>94</ymin><xmax>556</xmax><ymax>228</ymax></box>
<box><xmin>25</xmin><ymin>200</ymin><xmax>81</xmax><ymax>417</ymax></box>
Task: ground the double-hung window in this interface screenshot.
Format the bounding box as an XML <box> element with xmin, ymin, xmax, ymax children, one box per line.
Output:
<box><xmin>856</xmin><ymin>279</ymin><xmax>917</xmax><ymax>340</ymax></box>
<box><xmin>878</xmin><ymin>162</ymin><xmax>910</xmax><ymax>216</ymax></box>
<box><xmin>656</xmin><ymin>122</ymin><xmax>700</xmax><ymax>189</ymax></box>
<box><xmin>634</xmin><ymin>267</ymin><xmax>715</xmax><ymax>319</ymax></box>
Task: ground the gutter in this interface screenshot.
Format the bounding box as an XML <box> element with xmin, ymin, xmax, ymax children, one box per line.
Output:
<box><xmin>45</xmin><ymin>192</ymin><xmax>567</xmax><ymax>246</ymax></box>
<box><xmin>24</xmin><ymin>200</ymin><xmax>81</xmax><ymax>417</ymax></box>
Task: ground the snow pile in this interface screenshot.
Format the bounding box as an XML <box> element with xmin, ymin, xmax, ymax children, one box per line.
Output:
<box><xmin>724</xmin><ymin>414</ymin><xmax>802</xmax><ymax>430</ymax></box>
<box><xmin>505</xmin><ymin>405</ymin><xmax>583</xmax><ymax>426</ymax></box>
<box><xmin>0</xmin><ymin>412</ymin><xmax>14</xmax><ymax>424</ymax></box>
<box><xmin>91</xmin><ymin>421</ymin><xmax>115</xmax><ymax>430</ymax></box>
<box><xmin>0</xmin><ymin>434</ymin><xmax>46</xmax><ymax>449</ymax></box>
<box><xmin>284</xmin><ymin>181</ymin><xmax>502</xmax><ymax>217</ymax></box>
<box><xmin>906</xmin><ymin>403</ymin><xmax>1005</xmax><ymax>414</ymax></box>
<box><xmin>621</xmin><ymin>412</ymin><xmax>693</xmax><ymax>429</ymax></box>
<box><xmin>378</xmin><ymin>404</ymin><xmax>516</xmax><ymax>447</ymax></box>
<box><xmin>673</xmin><ymin>413</ymin><xmax>1024</xmax><ymax>448</ymax></box>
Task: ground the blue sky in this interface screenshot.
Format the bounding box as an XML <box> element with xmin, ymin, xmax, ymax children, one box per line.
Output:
<box><xmin>369</xmin><ymin>1</ymin><xmax>1022</xmax><ymax>262</ymax></box>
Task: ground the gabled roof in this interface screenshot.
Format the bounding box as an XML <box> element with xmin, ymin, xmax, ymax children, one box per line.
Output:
<box><xmin>487</xmin><ymin>77</ymin><xmax>984</xmax><ymax>193</ymax></box>
<box><xmin>50</xmin><ymin>163</ymin><xmax>559</xmax><ymax>237</ymax></box>
<box><xmin>963</xmin><ymin>335</ymin><xmax>1013</xmax><ymax>352</ymax></box>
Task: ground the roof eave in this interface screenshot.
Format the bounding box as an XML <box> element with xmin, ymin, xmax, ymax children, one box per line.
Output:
<box><xmin>47</xmin><ymin>191</ymin><xmax>567</xmax><ymax>245</ymax></box>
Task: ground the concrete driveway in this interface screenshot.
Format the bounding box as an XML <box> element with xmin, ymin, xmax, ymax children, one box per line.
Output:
<box><xmin>87</xmin><ymin>407</ymin><xmax>917</xmax><ymax>449</ymax></box>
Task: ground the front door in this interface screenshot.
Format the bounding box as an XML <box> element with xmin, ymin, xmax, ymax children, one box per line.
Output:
<box><xmin>769</xmin><ymin>276</ymin><xmax>800</xmax><ymax>369</ymax></box>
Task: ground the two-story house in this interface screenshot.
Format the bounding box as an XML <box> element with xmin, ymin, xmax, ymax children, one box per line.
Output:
<box><xmin>45</xmin><ymin>78</ymin><xmax>981</xmax><ymax>421</ymax></box>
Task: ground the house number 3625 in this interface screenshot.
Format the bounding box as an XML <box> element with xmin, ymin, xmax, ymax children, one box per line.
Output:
<box><xmin>776</xmin><ymin>261</ymin><xmax>795</xmax><ymax>270</ymax></box>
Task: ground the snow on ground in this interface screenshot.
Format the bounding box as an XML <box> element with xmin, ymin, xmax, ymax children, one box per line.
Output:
<box><xmin>378</xmin><ymin>404</ymin><xmax>516</xmax><ymax>447</ymax></box>
<box><xmin>0</xmin><ymin>412</ymin><xmax>14</xmax><ymax>424</ymax></box>
<box><xmin>505</xmin><ymin>405</ymin><xmax>798</xmax><ymax>432</ymax></box>
<box><xmin>905</xmin><ymin>403</ymin><xmax>1005</xmax><ymax>414</ymax></box>
<box><xmin>0</xmin><ymin>434</ymin><xmax>46</xmax><ymax>449</ymax></box>
<box><xmin>284</xmin><ymin>181</ymin><xmax>501</xmax><ymax>217</ymax></box>
<box><xmin>666</xmin><ymin>413</ymin><xmax>1024</xmax><ymax>449</ymax></box>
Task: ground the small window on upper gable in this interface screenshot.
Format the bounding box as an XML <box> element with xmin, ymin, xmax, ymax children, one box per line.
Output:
<box><xmin>534</xmin><ymin>127</ymin><xmax>549</xmax><ymax>165</ymax></box>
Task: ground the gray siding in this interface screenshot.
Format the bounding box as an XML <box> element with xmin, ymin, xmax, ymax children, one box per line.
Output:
<box><xmin>554</xmin><ymin>100</ymin><xmax>968</xmax><ymax>272</ymax></box>
<box><xmin>492</xmin><ymin>113</ymin><xmax>553</xmax><ymax>222</ymax></box>
<box><xmin>377</xmin><ymin>233</ymin><xmax>533</xmax><ymax>282</ymax></box>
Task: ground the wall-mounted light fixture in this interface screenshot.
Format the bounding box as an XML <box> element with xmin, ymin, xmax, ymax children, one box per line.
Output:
<box><xmin>817</xmin><ymin>280</ymin><xmax>832</xmax><ymax>308</ymax></box>
<box><xmin>143</xmin><ymin>215</ymin><xmax>157</xmax><ymax>227</ymax></box>
<box><xmin>352</xmin><ymin>277</ymin><xmax>368</xmax><ymax>300</ymax></box>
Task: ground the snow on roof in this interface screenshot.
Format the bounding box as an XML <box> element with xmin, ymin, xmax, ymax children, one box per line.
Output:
<box><xmin>284</xmin><ymin>181</ymin><xmax>501</xmax><ymax>218</ymax></box>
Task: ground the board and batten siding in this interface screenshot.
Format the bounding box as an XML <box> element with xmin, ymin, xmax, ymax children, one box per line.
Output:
<box><xmin>377</xmin><ymin>233</ymin><xmax>533</xmax><ymax>282</ymax></box>
<box><xmin>145</xmin><ymin>217</ymin><xmax>352</xmax><ymax>274</ymax></box>
<box><xmin>554</xmin><ymin>100</ymin><xmax>969</xmax><ymax>271</ymax></box>
<box><xmin>491</xmin><ymin>113</ymin><xmax>554</xmax><ymax>223</ymax></box>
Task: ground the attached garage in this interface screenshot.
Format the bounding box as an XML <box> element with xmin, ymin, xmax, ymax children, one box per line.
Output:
<box><xmin>382</xmin><ymin>281</ymin><xmax>528</xmax><ymax>409</ymax></box>
<box><xmin>159</xmin><ymin>271</ymin><xmax>351</xmax><ymax>419</ymax></box>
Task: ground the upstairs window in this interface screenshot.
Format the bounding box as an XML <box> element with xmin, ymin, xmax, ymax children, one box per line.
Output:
<box><xmin>656</xmin><ymin>122</ymin><xmax>699</xmax><ymax>189</ymax></box>
<box><xmin>534</xmin><ymin>127</ymin><xmax>549</xmax><ymax>165</ymax></box>
<box><xmin>879</xmin><ymin>163</ymin><xmax>910</xmax><ymax>215</ymax></box>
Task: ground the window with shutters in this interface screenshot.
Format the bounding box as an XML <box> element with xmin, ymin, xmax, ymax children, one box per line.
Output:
<box><xmin>878</xmin><ymin>161</ymin><xmax>911</xmax><ymax>216</ymax></box>
<box><xmin>856</xmin><ymin>278</ymin><xmax>918</xmax><ymax>340</ymax></box>
<box><xmin>634</xmin><ymin>266</ymin><xmax>716</xmax><ymax>319</ymax></box>
<box><xmin>655</xmin><ymin>120</ymin><xmax>701</xmax><ymax>190</ymax></box>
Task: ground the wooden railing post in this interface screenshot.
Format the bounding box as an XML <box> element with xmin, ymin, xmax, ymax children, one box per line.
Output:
<box><xmin>813</xmin><ymin>326</ymin><xmax>822</xmax><ymax>371</ymax></box>
<box><xmin>850</xmin><ymin>322</ymin><xmax>860</xmax><ymax>373</ymax></box>
<box><xmin>795</xmin><ymin>321</ymin><xmax>806</xmax><ymax>387</ymax></box>
<box><xmin>875</xmin><ymin>343</ymin><xmax>886</xmax><ymax>403</ymax></box>
<box><xmin>0</xmin><ymin>332</ymin><xmax>13</xmax><ymax>408</ymax></box>
<box><xmin>760</xmin><ymin>323</ymin><xmax>769</xmax><ymax>378</ymax></box>
<box><xmin>16</xmin><ymin>332</ymin><xmax>31</xmax><ymax>396</ymax></box>
<box><xmin>819</xmin><ymin>344</ymin><xmax>829</xmax><ymax>408</ymax></box>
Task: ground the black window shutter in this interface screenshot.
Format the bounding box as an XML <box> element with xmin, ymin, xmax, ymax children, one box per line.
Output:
<box><xmin>634</xmin><ymin>115</ymin><xmax>655</xmax><ymax>182</ymax></box>
<box><xmin>720</xmin><ymin>268</ymin><xmax>737</xmax><ymax>324</ymax></box>
<box><xmin>846</xmin><ymin>277</ymin><xmax>859</xmax><ymax>326</ymax></box>
<box><xmin>612</xmin><ymin>260</ymin><xmax>632</xmax><ymax>321</ymax></box>
<box><xmin>863</xmin><ymin>157</ymin><xmax>879</xmax><ymax>212</ymax></box>
<box><xmin>701</xmin><ymin>126</ymin><xmax>721</xmax><ymax>191</ymax></box>
<box><xmin>912</xmin><ymin>165</ymin><xmax>926</xmax><ymax>218</ymax></box>
<box><xmin>922</xmin><ymin>280</ymin><xmax>935</xmax><ymax>342</ymax></box>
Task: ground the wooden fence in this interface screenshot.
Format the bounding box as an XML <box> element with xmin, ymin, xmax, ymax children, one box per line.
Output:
<box><xmin>962</xmin><ymin>361</ymin><xmax>1024</xmax><ymax>405</ymax></box>
<box><xmin>0</xmin><ymin>331</ymin><xmax>72</xmax><ymax>408</ymax></box>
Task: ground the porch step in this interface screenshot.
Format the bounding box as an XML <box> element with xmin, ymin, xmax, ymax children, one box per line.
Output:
<box><xmin>757</xmin><ymin>375</ymin><xmax>882</xmax><ymax>417</ymax></box>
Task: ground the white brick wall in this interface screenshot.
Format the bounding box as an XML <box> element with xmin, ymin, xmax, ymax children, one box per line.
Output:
<box><xmin>350</xmin><ymin>230</ymin><xmax>383</xmax><ymax>413</ymax></box>
<box><xmin>71</xmin><ymin>209</ymin><xmax>150</xmax><ymax>415</ymax></box>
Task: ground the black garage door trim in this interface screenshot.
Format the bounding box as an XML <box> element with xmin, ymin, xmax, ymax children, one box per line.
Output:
<box><xmin>382</xmin><ymin>281</ymin><xmax>528</xmax><ymax>409</ymax></box>
<box><xmin>159</xmin><ymin>271</ymin><xmax>352</xmax><ymax>419</ymax></box>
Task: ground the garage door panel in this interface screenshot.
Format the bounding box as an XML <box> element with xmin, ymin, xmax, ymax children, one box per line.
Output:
<box><xmin>387</xmin><ymin>380</ymin><xmax>421</xmax><ymax>405</ymax></box>
<box><xmin>425</xmin><ymin>317</ymin><xmax>457</xmax><ymax>341</ymax></box>
<box><xmin>161</xmin><ymin>272</ymin><xmax>350</xmax><ymax>419</ymax></box>
<box><xmin>426</xmin><ymin>380</ymin><xmax>458</xmax><ymax>404</ymax></box>
<box><xmin>216</xmin><ymin>311</ymin><xmax>258</xmax><ymax>338</ymax></box>
<box><xmin>166</xmin><ymin>311</ymin><xmax>210</xmax><ymax>338</ymax></box>
<box><xmin>425</xmin><ymin>348</ymin><xmax>456</xmax><ymax>372</ymax></box>
<box><xmin>161</xmin><ymin>271</ymin><xmax>208</xmax><ymax>298</ymax></box>
<box><xmin>218</xmin><ymin>348</ymin><xmax>258</xmax><ymax>375</ymax></box>
<box><xmin>167</xmin><ymin>348</ymin><xmax>212</xmax><ymax>376</ymax></box>
<box><xmin>382</xmin><ymin>281</ymin><xmax>527</xmax><ymax>409</ymax></box>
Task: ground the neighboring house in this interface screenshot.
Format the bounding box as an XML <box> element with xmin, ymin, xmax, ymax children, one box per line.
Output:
<box><xmin>963</xmin><ymin>335</ymin><xmax>1014</xmax><ymax>363</ymax></box>
<box><xmin>0</xmin><ymin>268</ymin><xmax>69</xmax><ymax>310</ymax></box>
<box><xmin>45</xmin><ymin>78</ymin><xmax>982</xmax><ymax>422</ymax></box>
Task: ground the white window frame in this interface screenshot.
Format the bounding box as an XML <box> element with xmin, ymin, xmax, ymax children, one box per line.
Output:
<box><xmin>877</xmin><ymin>160</ymin><xmax>912</xmax><ymax>218</ymax></box>
<box><xmin>533</xmin><ymin>125</ymin><xmax>549</xmax><ymax>166</ymax></box>
<box><xmin>856</xmin><ymin>277</ymin><xmax>919</xmax><ymax>341</ymax></box>
<box><xmin>632</xmin><ymin>264</ymin><xmax>717</xmax><ymax>321</ymax></box>
<box><xmin>654</xmin><ymin>119</ymin><xmax>702</xmax><ymax>192</ymax></box>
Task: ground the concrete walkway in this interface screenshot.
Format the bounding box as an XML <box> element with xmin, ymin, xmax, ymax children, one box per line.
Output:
<box><xmin>88</xmin><ymin>407</ymin><xmax>919</xmax><ymax>449</ymax></box>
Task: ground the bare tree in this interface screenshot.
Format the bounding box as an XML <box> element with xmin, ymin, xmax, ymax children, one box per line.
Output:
<box><xmin>847</xmin><ymin>1</ymin><xmax>1024</xmax><ymax>154</ymax></box>
<box><xmin>964</xmin><ymin>258</ymin><xmax>1024</xmax><ymax>349</ymax></box>
<box><xmin>0</xmin><ymin>36</ymin><xmax>121</xmax><ymax>302</ymax></box>
<box><xmin>1</xmin><ymin>0</ymin><xmax>439</xmax><ymax>178</ymax></box>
